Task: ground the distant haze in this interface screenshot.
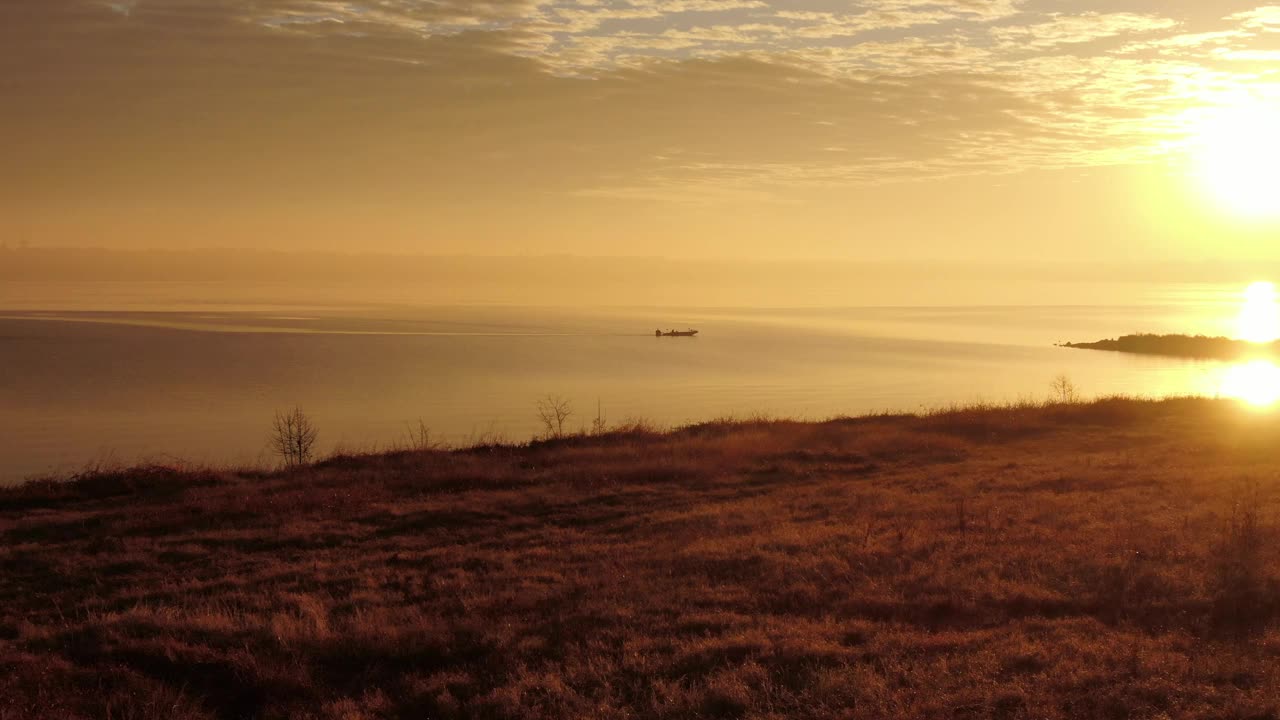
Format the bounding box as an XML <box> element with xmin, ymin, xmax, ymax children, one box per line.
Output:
<box><xmin>1</xmin><ymin>248</ymin><xmax>1275</xmax><ymax>309</ymax></box>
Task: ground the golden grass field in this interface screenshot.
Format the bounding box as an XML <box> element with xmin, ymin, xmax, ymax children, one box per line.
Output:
<box><xmin>5</xmin><ymin>397</ymin><xmax>1280</xmax><ymax>719</ymax></box>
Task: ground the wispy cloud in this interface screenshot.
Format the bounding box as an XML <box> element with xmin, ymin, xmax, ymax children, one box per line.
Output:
<box><xmin>1226</xmin><ymin>5</ymin><xmax>1280</xmax><ymax>31</ymax></box>
<box><xmin>6</xmin><ymin>0</ymin><xmax>1280</xmax><ymax>206</ymax></box>
<box><xmin>104</xmin><ymin>0</ymin><xmax>137</xmax><ymax>17</ymax></box>
<box><xmin>990</xmin><ymin>13</ymin><xmax>1179</xmax><ymax>50</ymax></box>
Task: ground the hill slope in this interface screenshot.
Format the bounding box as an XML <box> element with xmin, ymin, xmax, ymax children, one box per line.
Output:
<box><xmin>5</xmin><ymin>398</ymin><xmax>1280</xmax><ymax>719</ymax></box>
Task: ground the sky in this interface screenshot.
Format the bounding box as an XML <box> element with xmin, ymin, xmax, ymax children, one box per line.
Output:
<box><xmin>3</xmin><ymin>0</ymin><xmax>1279</xmax><ymax>263</ymax></box>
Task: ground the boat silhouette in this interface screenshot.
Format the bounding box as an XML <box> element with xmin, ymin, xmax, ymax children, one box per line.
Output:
<box><xmin>656</xmin><ymin>329</ymin><xmax>699</xmax><ymax>337</ymax></box>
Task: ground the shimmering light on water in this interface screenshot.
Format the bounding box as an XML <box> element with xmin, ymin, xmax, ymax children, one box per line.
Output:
<box><xmin>1220</xmin><ymin>360</ymin><xmax>1280</xmax><ymax>408</ymax></box>
<box><xmin>1237</xmin><ymin>282</ymin><xmax>1280</xmax><ymax>343</ymax></box>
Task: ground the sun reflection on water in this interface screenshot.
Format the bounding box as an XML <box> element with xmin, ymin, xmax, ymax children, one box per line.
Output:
<box><xmin>1220</xmin><ymin>360</ymin><xmax>1280</xmax><ymax>407</ymax></box>
<box><xmin>1210</xmin><ymin>282</ymin><xmax>1280</xmax><ymax>408</ymax></box>
<box><xmin>1237</xmin><ymin>281</ymin><xmax>1280</xmax><ymax>344</ymax></box>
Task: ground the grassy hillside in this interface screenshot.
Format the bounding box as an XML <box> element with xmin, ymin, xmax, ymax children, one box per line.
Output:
<box><xmin>5</xmin><ymin>398</ymin><xmax>1280</xmax><ymax>719</ymax></box>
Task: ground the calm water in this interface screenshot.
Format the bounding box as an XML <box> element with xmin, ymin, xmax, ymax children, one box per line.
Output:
<box><xmin>0</xmin><ymin>297</ymin><xmax>1267</xmax><ymax>483</ymax></box>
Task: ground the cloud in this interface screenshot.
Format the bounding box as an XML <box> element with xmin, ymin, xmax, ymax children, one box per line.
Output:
<box><xmin>2</xmin><ymin>0</ymin><xmax>1277</xmax><ymax>209</ymax></box>
<box><xmin>1227</xmin><ymin>6</ymin><xmax>1280</xmax><ymax>32</ymax></box>
<box><xmin>990</xmin><ymin>13</ymin><xmax>1179</xmax><ymax>50</ymax></box>
<box><xmin>104</xmin><ymin>1</ymin><xmax>136</xmax><ymax>17</ymax></box>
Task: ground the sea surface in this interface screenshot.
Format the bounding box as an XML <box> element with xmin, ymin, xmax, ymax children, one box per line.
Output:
<box><xmin>0</xmin><ymin>291</ymin><xmax>1271</xmax><ymax>484</ymax></box>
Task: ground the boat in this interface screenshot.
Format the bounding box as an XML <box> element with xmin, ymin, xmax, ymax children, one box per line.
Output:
<box><xmin>655</xmin><ymin>329</ymin><xmax>699</xmax><ymax>337</ymax></box>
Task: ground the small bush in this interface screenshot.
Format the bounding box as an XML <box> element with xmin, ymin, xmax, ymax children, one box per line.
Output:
<box><xmin>1050</xmin><ymin>374</ymin><xmax>1079</xmax><ymax>404</ymax></box>
<box><xmin>535</xmin><ymin>395</ymin><xmax>573</xmax><ymax>439</ymax></box>
<box><xmin>271</xmin><ymin>407</ymin><xmax>319</xmax><ymax>467</ymax></box>
<box><xmin>403</xmin><ymin>419</ymin><xmax>439</xmax><ymax>451</ymax></box>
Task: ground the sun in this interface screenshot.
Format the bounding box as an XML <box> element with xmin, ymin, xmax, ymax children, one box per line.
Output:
<box><xmin>1190</xmin><ymin>99</ymin><xmax>1280</xmax><ymax>220</ymax></box>
<box><xmin>1237</xmin><ymin>281</ymin><xmax>1280</xmax><ymax>343</ymax></box>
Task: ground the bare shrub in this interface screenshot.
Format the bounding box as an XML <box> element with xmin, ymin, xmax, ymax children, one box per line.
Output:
<box><xmin>271</xmin><ymin>407</ymin><xmax>319</xmax><ymax>467</ymax></box>
<box><xmin>1049</xmin><ymin>374</ymin><xmax>1079</xmax><ymax>404</ymax></box>
<box><xmin>536</xmin><ymin>395</ymin><xmax>573</xmax><ymax>439</ymax></box>
<box><xmin>403</xmin><ymin>419</ymin><xmax>438</xmax><ymax>451</ymax></box>
<box><xmin>616</xmin><ymin>416</ymin><xmax>662</xmax><ymax>434</ymax></box>
<box><xmin>590</xmin><ymin>399</ymin><xmax>608</xmax><ymax>435</ymax></box>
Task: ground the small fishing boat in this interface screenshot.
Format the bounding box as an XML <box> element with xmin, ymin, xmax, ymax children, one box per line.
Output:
<box><xmin>655</xmin><ymin>329</ymin><xmax>699</xmax><ymax>337</ymax></box>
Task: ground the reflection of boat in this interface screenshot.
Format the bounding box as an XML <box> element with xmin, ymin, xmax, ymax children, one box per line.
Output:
<box><xmin>655</xmin><ymin>329</ymin><xmax>699</xmax><ymax>337</ymax></box>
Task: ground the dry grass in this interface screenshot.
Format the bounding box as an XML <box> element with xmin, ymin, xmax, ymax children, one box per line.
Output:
<box><xmin>6</xmin><ymin>397</ymin><xmax>1280</xmax><ymax>719</ymax></box>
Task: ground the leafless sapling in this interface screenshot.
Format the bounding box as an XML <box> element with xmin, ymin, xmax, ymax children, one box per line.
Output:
<box><xmin>536</xmin><ymin>395</ymin><xmax>574</xmax><ymax>438</ymax></box>
<box><xmin>271</xmin><ymin>406</ymin><xmax>319</xmax><ymax>467</ymax></box>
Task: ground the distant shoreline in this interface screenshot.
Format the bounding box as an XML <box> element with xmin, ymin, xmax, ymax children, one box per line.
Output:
<box><xmin>1062</xmin><ymin>333</ymin><xmax>1277</xmax><ymax>361</ymax></box>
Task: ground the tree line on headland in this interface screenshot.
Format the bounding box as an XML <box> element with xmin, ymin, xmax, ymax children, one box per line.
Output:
<box><xmin>1063</xmin><ymin>333</ymin><xmax>1279</xmax><ymax>361</ymax></box>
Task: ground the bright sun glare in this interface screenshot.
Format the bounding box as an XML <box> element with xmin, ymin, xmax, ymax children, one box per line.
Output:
<box><xmin>1219</xmin><ymin>282</ymin><xmax>1280</xmax><ymax>407</ymax></box>
<box><xmin>1221</xmin><ymin>360</ymin><xmax>1280</xmax><ymax>407</ymax></box>
<box><xmin>1192</xmin><ymin>99</ymin><xmax>1280</xmax><ymax>220</ymax></box>
<box><xmin>1237</xmin><ymin>281</ymin><xmax>1280</xmax><ymax>343</ymax></box>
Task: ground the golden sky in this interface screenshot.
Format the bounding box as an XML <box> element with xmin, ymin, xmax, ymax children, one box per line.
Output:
<box><xmin>3</xmin><ymin>0</ymin><xmax>1279</xmax><ymax>261</ymax></box>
